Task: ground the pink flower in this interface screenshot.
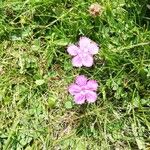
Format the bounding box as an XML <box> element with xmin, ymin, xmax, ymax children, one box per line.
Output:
<box><xmin>68</xmin><ymin>75</ymin><xmax>98</xmax><ymax>104</ymax></box>
<box><xmin>67</xmin><ymin>37</ymin><xmax>99</xmax><ymax>67</ymax></box>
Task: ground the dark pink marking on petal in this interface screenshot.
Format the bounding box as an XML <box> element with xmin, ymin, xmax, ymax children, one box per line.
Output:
<box><xmin>87</xmin><ymin>80</ymin><xmax>98</xmax><ymax>91</ymax></box>
<box><xmin>74</xmin><ymin>93</ymin><xmax>86</xmax><ymax>104</ymax></box>
<box><xmin>68</xmin><ymin>84</ymin><xmax>81</xmax><ymax>95</ymax></box>
<box><xmin>86</xmin><ymin>91</ymin><xmax>97</xmax><ymax>103</ymax></box>
<box><xmin>75</xmin><ymin>75</ymin><xmax>88</xmax><ymax>86</ymax></box>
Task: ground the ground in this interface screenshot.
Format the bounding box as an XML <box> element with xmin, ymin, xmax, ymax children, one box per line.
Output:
<box><xmin>0</xmin><ymin>0</ymin><xmax>150</xmax><ymax>149</ymax></box>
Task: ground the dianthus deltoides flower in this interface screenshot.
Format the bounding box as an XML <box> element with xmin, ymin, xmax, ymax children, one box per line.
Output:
<box><xmin>68</xmin><ymin>75</ymin><xmax>98</xmax><ymax>104</ymax></box>
<box><xmin>67</xmin><ymin>37</ymin><xmax>99</xmax><ymax>67</ymax></box>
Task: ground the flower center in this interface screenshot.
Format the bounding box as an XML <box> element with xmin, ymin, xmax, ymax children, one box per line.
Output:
<box><xmin>80</xmin><ymin>91</ymin><xmax>85</xmax><ymax>94</ymax></box>
<box><xmin>83</xmin><ymin>48</ymin><xmax>89</xmax><ymax>53</ymax></box>
<box><xmin>80</xmin><ymin>88</ymin><xmax>89</xmax><ymax>95</ymax></box>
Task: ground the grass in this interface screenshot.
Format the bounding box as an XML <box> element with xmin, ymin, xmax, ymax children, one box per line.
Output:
<box><xmin>0</xmin><ymin>0</ymin><xmax>150</xmax><ymax>149</ymax></box>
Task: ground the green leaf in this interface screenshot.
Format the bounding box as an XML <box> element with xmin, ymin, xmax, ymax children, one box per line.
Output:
<box><xmin>136</xmin><ymin>138</ymin><xmax>145</xmax><ymax>150</ymax></box>
<box><xmin>48</xmin><ymin>97</ymin><xmax>56</xmax><ymax>108</ymax></box>
<box><xmin>65</xmin><ymin>101</ymin><xmax>72</xmax><ymax>109</ymax></box>
<box><xmin>53</xmin><ymin>39</ymin><xmax>69</xmax><ymax>46</ymax></box>
<box><xmin>75</xmin><ymin>139</ymin><xmax>86</xmax><ymax>150</ymax></box>
<box><xmin>35</xmin><ymin>79</ymin><xmax>45</xmax><ymax>85</ymax></box>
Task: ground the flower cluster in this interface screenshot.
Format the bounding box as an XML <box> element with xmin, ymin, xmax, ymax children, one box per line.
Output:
<box><xmin>67</xmin><ymin>37</ymin><xmax>99</xmax><ymax>105</ymax></box>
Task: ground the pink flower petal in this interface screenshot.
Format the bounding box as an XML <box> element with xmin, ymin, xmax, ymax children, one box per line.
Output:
<box><xmin>68</xmin><ymin>84</ymin><xmax>81</xmax><ymax>95</ymax></box>
<box><xmin>74</xmin><ymin>93</ymin><xmax>86</xmax><ymax>104</ymax></box>
<box><xmin>76</xmin><ymin>75</ymin><xmax>87</xmax><ymax>86</ymax></box>
<box><xmin>67</xmin><ymin>44</ymin><xmax>79</xmax><ymax>56</ymax></box>
<box><xmin>79</xmin><ymin>37</ymin><xmax>91</xmax><ymax>49</ymax></box>
<box><xmin>87</xmin><ymin>80</ymin><xmax>98</xmax><ymax>91</ymax></box>
<box><xmin>82</xmin><ymin>54</ymin><xmax>93</xmax><ymax>67</ymax></box>
<box><xmin>72</xmin><ymin>55</ymin><xmax>82</xmax><ymax>67</ymax></box>
<box><xmin>86</xmin><ymin>91</ymin><xmax>97</xmax><ymax>103</ymax></box>
<box><xmin>88</xmin><ymin>42</ymin><xmax>99</xmax><ymax>55</ymax></box>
